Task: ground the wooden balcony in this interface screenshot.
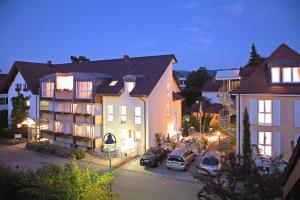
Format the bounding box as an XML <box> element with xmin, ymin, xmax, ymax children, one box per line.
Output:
<box><xmin>75</xmin><ymin>115</ymin><xmax>93</xmax><ymax>124</ymax></box>
<box><xmin>56</xmin><ymin>113</ymin><xmax>73</xmax><ymax>122</ymax></box>
<box><xmin>55</xmin><ymin>90</ymin><xmax>73</xmax><ymax>100</ymax></box>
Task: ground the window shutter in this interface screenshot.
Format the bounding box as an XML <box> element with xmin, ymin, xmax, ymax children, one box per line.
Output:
<box><xmin>250</xmin><ymin>99</ymin><xmax>257</xmax><ymax>124</ymax></box>
<box><xmin>250</xmin><ymin>130</ymin><xmax>257</xmax><ymax>145</ymax></box>
<box><xmin>272</xmin><ymin>100</ymin><xmax>281</xmax><ymax>126</ymax></box>
<box><xmin>295</xmin><ymin>100</ymin><xmax>300</xmax><ymax>127</ymax></box>
<box><xmin>272</xmin><ymin>132</ymin><xmax>281</xmax><ymax>156</ymax></box>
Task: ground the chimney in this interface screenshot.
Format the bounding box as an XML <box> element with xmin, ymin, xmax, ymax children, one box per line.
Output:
<box><xmin>123</xmin><ymin>54</ymin><xmax>129</xmax><ymax>59</ymax></box>
<box><xmin>47</xmin><ymin>61</ymin><xmax>52</xmax><ymax>65</ymax></box>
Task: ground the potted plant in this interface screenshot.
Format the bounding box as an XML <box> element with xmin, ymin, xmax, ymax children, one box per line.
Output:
<box><xmin>155</xmin><ymin>133</ymin><xmax>162</xmax><ymax>147</ymax></box>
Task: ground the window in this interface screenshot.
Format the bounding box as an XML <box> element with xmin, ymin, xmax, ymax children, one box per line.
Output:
<box><xmin>15</xmin><ymin>83</ymin><xmax>22</xmax><ymax>91</ymax></box>
<box><xmin>86</xmin><ymin>104</ymin><xmax>94</xmax><ymax>115</ymax></box>
<box><xmin>86</xmin><ymin>125</ymin><xmax>94</xmax><ymax>138</ymax></box>
<box><xmin>107</xmin><ymin>105</ymin><xmax>113</xmax><ymax>122</ymax></box>
<box><xmin>126</xmin><ymin>82</ymin><xmax>135</xmax><ymax>92</ymax></box>
<box><xmin>135</xmin><ymin>107</ymin><xmax>142</xmax><ymax>125</ymax></box>
<box><xmin>76</xmin><ymin>82</ymin><xmax>92</xmax><ymax>99</ymax></box>
<box><xmin>42</xmin><ymin>82</ymin><xmax>54</xmax><ymax>97</ymax></box>
<box><xmin>271</xmin><ymin>67</ymin><xmax>280</xmax><ymax>83</ymax></box>
<box><xmin>293</xmin><ymin>67</ymin><xmax>300</xmax><ymax>82</ymax></box>
<box><xmin>134</xmin><ymin>131</ymin><xmax>141</xmax><ymax>141</ymax></box>
<box><xmin>283</xmin><ymin>67</ymin><xmax>292</xmax><ymax>82</ymax></box>
<box><xmin>120</xmin><ymin>106</ymin><xmax>126</xmax><ymax>123</ymax></box>
<box><xmin>0</xmin><ymin>98</ymin><xmax>7</xmax><ymax>105</ymax></box>
<box><xmin>56</xmin><ymin>76</ymin><xmax>73</xmax><ymax>90</ymax></box>
<box><xmin>109</xmin><ymin>80</ymin><xmax>118</xmax><ymax>86</ymax></box>
<box><xmin>54</xmin><ymin>121</ymin><xmax>62</xmax><ymax>132</ymax></box>
<box><xmin>23</xmin><ymin>84</ymin><xmax>28</xmax><ymax>91</ymax></box>
<box><xmin>258</xmin><ymin>100</ymin><xmax>272</xmax><ymax>125</ymax></box>
<box><xmin>258</xmin><ymin>132</ymin><xmax>272</xmax><ymax>156</ymax></box>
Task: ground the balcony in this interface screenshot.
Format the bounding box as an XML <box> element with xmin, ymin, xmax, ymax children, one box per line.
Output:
<box><xmin>55</xmin><ymin>89</ymin><xmax>73</xmax><ymax>100</ymax></box>
<box><xmin>40</xmin><ymin>111</ymin><xmax>54</xmax><ymax>120</ymax></box>
<box><xmin>75</xmin><ymin>114</ymin><xmax>93</xmax><ymax>124</ymax></box>
<box><xmin>55</xmin><ymin>112</ymin><xmax>73</xmax><ymax>122</ymax></box>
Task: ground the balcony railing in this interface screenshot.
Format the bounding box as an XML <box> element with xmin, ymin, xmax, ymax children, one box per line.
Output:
<box><xmin>74</xmin><ymin>114</ymin><xmax>93</xmax><ymax>124</ymax></box>
<box><xmin>55</xmin><ymin>112</ymin><xmax>73</xmax><ymax>122</ymax></box>
<box><xmin>40</xmin><ymin>111</ymin><xmax>55</xmax><ymax>120</ymax></box>
<box><xmin>55</xmin><ymin>89</ymin><xmax>73</xmax><ymax>99</ymax></box>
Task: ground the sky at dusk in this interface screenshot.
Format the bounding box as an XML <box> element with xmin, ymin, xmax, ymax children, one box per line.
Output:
<box><xmin>0</xmin><ymin>0</ymin><xmax>300</xmax><ymax>73</ymax></box>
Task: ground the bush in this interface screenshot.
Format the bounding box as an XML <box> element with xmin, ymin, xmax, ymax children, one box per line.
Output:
<box><xmin>26</xmin><ymin>142</ymin><xmax>72</xmax><ymax>158</ymax></box>
<box><xmin>72</xmin><ymin>150</ymin><xmax>86</xmax><ymax>159</ymax></box>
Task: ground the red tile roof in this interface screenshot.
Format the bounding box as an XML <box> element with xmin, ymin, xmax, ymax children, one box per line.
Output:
<box><xmin>231</xmin><ymin>44</ymin><xmax>300</xmax><ymax>95</ymax></box>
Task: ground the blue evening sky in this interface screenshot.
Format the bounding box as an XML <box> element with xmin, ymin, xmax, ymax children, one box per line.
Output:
<box><xmin>0</xmin><ymin>0</ymin><xmax>299</xmax><ymax>73</ymax></box>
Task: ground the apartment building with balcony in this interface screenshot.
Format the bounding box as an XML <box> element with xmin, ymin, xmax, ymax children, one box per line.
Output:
<box><xmin>2</xmin><ymin>55</ymin><xmax>183</xmax><ymax>152</ymax></box>
<box><xmin>231</xmin><ymin>44</ymin><xmax>300</xmax><ymax>161</ymax></box>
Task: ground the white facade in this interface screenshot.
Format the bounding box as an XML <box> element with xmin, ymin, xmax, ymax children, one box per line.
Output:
<box><xmin>202</xmin><ymin>91</ymin><xmax>220</xmax><ymax>104</ymax></box>
<box><xmin>103</xmin><ymin>61</ymin><xmax>182</xmax><ymax>151</ymax></box>
<box><xmin>7</xmin><ymin>72</ymin><xmax>39</xmax><ymax>125</ymax></box>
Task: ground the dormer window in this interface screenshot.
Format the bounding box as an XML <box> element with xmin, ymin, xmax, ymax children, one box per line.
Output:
<box><xmin>56</xmin><ymin>76</ymin><xmax>73</xmax><ymax>90</ymax></box>
<box><xmin>109</xmin><ymin>80</ymin><xmax>118</xmax><ymax>86</ymax></box>
<box><xmin>283</xmin><ymin>67</ymin><xmax>292</xmax><ymax>83</ymax></box>
<box><xmin>126</xmin><ymin>82</ymin><xmax>135</xmax><ymax>92</ymax></box>
<box><xmin>271</xmin><ymin>67</ymin><xmax>280</xmax><ymax>83</ymax></box>
<box><xmin>123</xmin><ymin>75</ymin><xmax>136</xmax><ymax>93</ymax></box>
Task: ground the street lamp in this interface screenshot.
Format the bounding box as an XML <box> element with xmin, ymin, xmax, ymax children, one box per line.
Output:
<box><xmin>104</xmin><ymin>132</ymin><xmax>116</xmax><ymax>193</ymax></box>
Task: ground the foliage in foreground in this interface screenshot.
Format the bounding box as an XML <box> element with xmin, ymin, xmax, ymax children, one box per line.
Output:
<box><xmin>0</xmin><ymin>161</ymin><xmax>119</xmax><ymax>200</ymax></box>
<box><xmin>197</xmin><ymin>153</ymin><xmax>283</xmax><ymax>200</ymax></box>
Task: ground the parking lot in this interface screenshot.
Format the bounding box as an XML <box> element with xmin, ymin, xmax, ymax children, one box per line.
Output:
<box><xmin>124</xmin><ymin>154</ymin><xmax>202</xmax><ymax>183</ymax></box>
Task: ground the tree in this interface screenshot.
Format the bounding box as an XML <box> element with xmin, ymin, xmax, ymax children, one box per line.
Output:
<box><xmin>242</xmin><ymin>108</ymin><xmax>252</xmax><ymax>169</ymax></box>
<box><xmin>182</xmin><ymin>120</ymin><xmax>189</xmax><ymax>136</ymax></box>
<box><xmin>0</xmin><ymin>110</ymin><xmax>8</xmax><ymax>131</ymax></box>
<box><xmin>11</xmin><ymin>93</ymin><xmax>29</xmax><ymax>128</ymax></box>
<box><xmin>181</xmin><ymin>67</ymin><xmax>211</xmax><ymax>109</ymax></box>
<box><xmin>70</xmin><ymin>55</ymin><xmax>90</xmax><ymax>63</ymax></box>
<box><xmin>247</xmin><ymin>43</ymin><xmax>265</xmax><ymax>67</ymax></box>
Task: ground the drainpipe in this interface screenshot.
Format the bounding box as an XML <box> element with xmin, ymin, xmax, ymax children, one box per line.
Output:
<box><xmin>238</xmin><ymin>94</ymin><xmax>241</xmax><ymax>155</ymax></box>
<box><xmin>138</xmin><ymin>97</ymin><xmax>147</xmax><ymax>154</ymax></box>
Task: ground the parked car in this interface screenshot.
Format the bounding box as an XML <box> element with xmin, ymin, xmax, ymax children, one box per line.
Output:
<box><xmin>140</xmin><ymin>147</ymin><xmax>168</xmax><ymax>167</ymax></box>
<box><xmin>197</xmin><ymin>151</ymin><xmax>222</xmax><ymax>176</ymax></box>
<box><xmin>166</xmin><ymin>147</ymin><xmax>195</xmax><ymax>171</ymax></box>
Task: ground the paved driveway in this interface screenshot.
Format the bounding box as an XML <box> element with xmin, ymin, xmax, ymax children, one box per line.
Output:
<box><xmin>124</xmin><ymin>154</ymin><xmax>201</xmax><ymax>182</ymax></box>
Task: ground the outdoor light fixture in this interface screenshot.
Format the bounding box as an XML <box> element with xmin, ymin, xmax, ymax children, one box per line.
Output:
<box><xmin>103</xmin><ymin>132</ymin><xmax>116</xmax><ymax>192</ymax></box>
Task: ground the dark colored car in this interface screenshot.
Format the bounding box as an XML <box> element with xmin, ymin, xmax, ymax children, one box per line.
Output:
<box><xmin>140</xmin><ymin>147</ymin><xmax>168</xmax><ymax>167</ymax></box>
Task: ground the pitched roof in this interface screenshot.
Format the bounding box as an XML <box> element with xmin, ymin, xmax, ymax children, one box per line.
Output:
<box><xmin>2</xmin><ymin>55</ymin><xmax>177</xmax><ymax>96</ymax></box>
<box><xmin>201</xmin><ymin>80</ymin><xmax>222</xmax><ymax>92</ymax></box>
<box><xmin>231</xmin><ymin>44</ymin><xmax>300</xmax><ymax>95</ymax></box>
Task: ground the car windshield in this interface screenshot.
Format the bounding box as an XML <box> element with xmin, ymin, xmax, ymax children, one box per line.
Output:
<box><xmin>168</xmin><ymin>156</ymin><xmax>183</xmax><ymax>162</ymax></box>
<box><xmin>202</xmin><ymin>157</ymin><xmax>219</xmax><ymax>166</ymax></box>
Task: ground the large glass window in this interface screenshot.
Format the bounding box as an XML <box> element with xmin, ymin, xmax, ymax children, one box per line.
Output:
<box><xmin>271</xmin><ymin>67</ymin><xmax>280</xmax><ymax>83</ymax></box>
<box><xmin>283</xmin><ymin>67</ymin><xmax>292</xmax><ymax>82</ymax></box>
<box><xmin>42</xmin><ymin>82</ymin><xmax>54</xmax><ymax>97</ymax></box>
<box><xmin>107</xmin><ymin>105</ymin><xmax>113</xmax><ymax>122</ymax></box>
<box><xmin>135</xmin><ymin>107</ymin><xmax>142</xmax><ymax>125</ymax></box>
<box><xmin>293</xmin><ymin>67</ymin><xmax>300</xmax><ymax>82</ymax></box>
<box><xmin>76</xmin><ymin>81</ymin><xmax>92</xmax><ymax>99</ymax></box>
<box><xmin>56</xmin><ymin>76</ymin><xmax>73</xmax><ymax>90</ymax></box>
<box><xmin>258</xmin><ymin>100</ymin><xmax>272</xmax><ymax>125</ymax></box>
<box><xmin>258</xmin><ymin>132</ymin><xmax>272</xmax><ymax>156</ymax></box>
<box><xmin>120</xmin><ymin>106</ymin><xmax>126</xmax><ymax>123</ymax></box>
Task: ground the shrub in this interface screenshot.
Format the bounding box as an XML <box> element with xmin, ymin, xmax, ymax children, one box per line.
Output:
<box><xmin>72</xmin><ymin>150</ymin><xmax>86</xmax><ymax>159</ymax></box>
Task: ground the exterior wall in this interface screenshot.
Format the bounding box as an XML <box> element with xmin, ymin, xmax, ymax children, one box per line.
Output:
<box><xmin>0</xmin><ymin>93</ymin><xmax>8</xmax><ymax>111</ymax></box>
<box><xmin>8</xmin><ymin>72</ymin><xmax>39</xmax><ymax>125</ymax></box>
<box><xmin>103</xmin><ymin>92</ymin><xmax>145</xmax><ymax>152</ymax></box>
<box><xmin>147</xmin><ymin>62</ymin><xmax>182</xmax><ymax>148</ymax></box>
<box><xmin>238</xmin><ymin>94</ymin><xmax>300</xmax><ymax>160</ymax></box>
<box><xmin>202</xmin><ymin>91</ymin><xmax>220</xmax><ymax>104</ymax></box>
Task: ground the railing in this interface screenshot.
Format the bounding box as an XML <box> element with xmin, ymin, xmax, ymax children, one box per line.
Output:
<box><xmin>55</xmin><ymin>112</ymin><xmax>73</xmax><ymax>122</ymax></box>
<box><xmin>55</xmin><ymin>90</ymin><xmax>73</xmax><ymax>99</ymax></box>
<box><xmin>74</xmin><ymin>115</ymin><xmax>93</xmax><ymax>124</ymax></box>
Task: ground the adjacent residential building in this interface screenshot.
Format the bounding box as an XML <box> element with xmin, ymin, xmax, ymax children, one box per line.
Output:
<box><xmin>0</xmin><ymin>74</ymin><xmax>8</xmax><ymax>111</ymax></box>
<box><xmin>2</xmin><ymin>55</ymin><xmax>183</xmax><ymax>152</ymax></box>
<box><xmin>232</xmin><ymin>44</ymin><xmax>300</xmax><ymax>161</ymax></box>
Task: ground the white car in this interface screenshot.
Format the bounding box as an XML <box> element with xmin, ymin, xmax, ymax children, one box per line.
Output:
<box><xmin>198</xmin><ymin>151</ymin><xmax>222</xmax><ymax>176</ymax></box>
<box><xmin>166</xmin><ymin>148</ymin><xmax>195</xmax><ymax>171</ymax></box>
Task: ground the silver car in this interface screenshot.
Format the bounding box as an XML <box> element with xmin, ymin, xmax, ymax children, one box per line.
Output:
<box><xmin>166</xmin><ymin>148</ymin><xmax>194</xmax><ymax>171</ymax></box>
<box><xmin>198</xmin><ymin>151</ymin><xmax>222</xmax><ymax>176</ymax></box>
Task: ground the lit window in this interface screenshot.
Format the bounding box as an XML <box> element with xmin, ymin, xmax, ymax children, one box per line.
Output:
<box><xmin>107</xmin><ymin>105</ymin><xmax>113</xmax><ymax>122</ymax></box>
<box><xmin>283</xmin><ymin>67</ymin><xmax>292</xmax><ymax>82</ymax></box>
<box><xmin>135</xmin><ymin>107</ymin><xmax>142</xmax><ymax>125</ymax></box>
<box><xmin>258</xmin><ymin>132</ymin><xmax>272</xmax><ymax>156</ymax></box>
<box><xmin>74</xmin><ymin>124</ymin><xmax>83</xmax><ymax>137</ymax></box>
<box><xmin>76</xmin><ymin>82</ymin><xmax>92</xmax><ymax>99</ymax></box>
<box><xmin>56</xmin><ymin>76</ymin><xmax>73</xmax><ymax>90</ymax></box>
<box><xmin>86</xmin><ymin>125</ymin><xmax>94</xmax><ymax>138</ymax></box>
<box><xmin>134</xmin><ymin>131</ymin><xmax>141</xmax><ymax>141</ymax></box>
<box><xmin>42</xmin><ymin>82</ymin><xmax>54</xmax><ymax>97</ymax></box>
<box><xmin>258</xmin><ymin>100</ymin><xmax>272</xmax><ymax>125</ymax></box>
<box><xmin>271</xmin><ymin>67</ymin><xmax>280</xmax><ymax>83</ymax></box>
<box><xmin>26</xmin><ymin>100</ymin><xmax>30</xmax><ymax>107</ymax></box>
<box><xmin>120</xmin><ymin>106</ymin><xmax>126</xmax><ymax>123</ymax></box>
<box><xmin>86</xmin><ymin>104</ymin><xmax>94</xmax><ymax>115</ymax></box>
<box><xmin>293</xmin><ymin>67</ymin><xmax>300</xmax><ymax>82</ymax></box>
<box><xmin>55</xmin><ymin>121</ymin><xmax>62</xmax><ymax>132</ymax></box>
<box><xmin>126</xmin><ymin>82</ymin><xmax>135</xmax><ymax>92</ymax></box>
<box><xmin>109</xmin><ymin>80</ymin><xmax>118</xmax><ymax>86</ymax></box>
